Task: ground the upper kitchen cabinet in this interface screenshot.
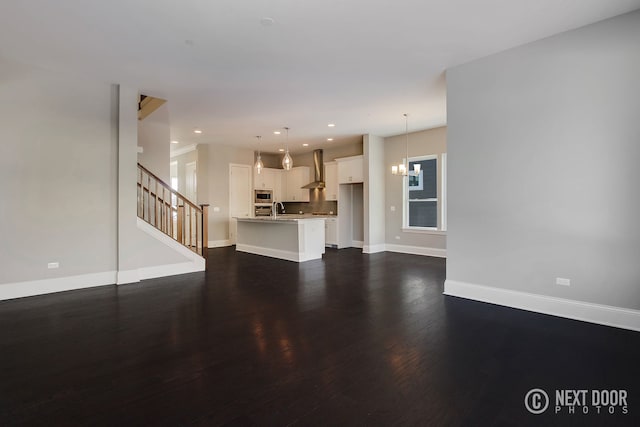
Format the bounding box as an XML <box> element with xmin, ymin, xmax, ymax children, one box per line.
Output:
<box><xmin>336</xmin><ymin>155</ymin><xmax>364</xmax><ymax>184</ymax></box>
<box><xmin>283</xmin><ymin>166</ymin><xmax>310</xmax><ymax>202</ymax></box>
<box><xmin>255</xmin><ymin>168</ymin><xmax>283</xmax><ymax>201</ymax></box>
<box><xmin>324</xmin><ymin>162</ymin><xmax>338</xmax><ymax>201</ymax></box>
<box><xmin>254</xmin><ymin>167</ymin><xmax>277</xmax><ymax>190</ymax></box>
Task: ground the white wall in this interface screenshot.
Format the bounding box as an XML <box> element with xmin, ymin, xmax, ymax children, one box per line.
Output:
<box><xmin>0</xmin><ymin>59</ymin><xmax>118</xmax><ymax>285</ymax></box>
<box><xmin>138</xmin><ymin>102</ymin><xmax>170</xmax><ymax>183</ymax></box>
<box><xmin>200</xmin><ymin>143</ymin><xmax>254</xmax><ymax>245</ymax></box>
<box><xmin>446</xmin><ymin>11</ymin><xmax>640</xmax><ymax>316</ymax></box>
<box><xmin>384</xmin><ymin>127</ymin><xmax>447</xmax><ymax>252</ymax></box>
<box><xmin>0</xmin><ymin>60</ymin><xmax>197</xmax><ymax>298</ymax></box>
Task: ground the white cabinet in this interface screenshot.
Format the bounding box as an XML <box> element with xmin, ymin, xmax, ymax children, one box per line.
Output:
<box><xmin>254</xmin><ymin>169</ymin><xmax>267</xmax><ymax>190</ymax></box>
<box><xmin>325</xmin><ymin>218</ymin><xmax>337</xmax><ymax>247</ymax></box>
<box><xmin>324</xmin><ymin>162</ymin><xmax>338</xmax><ymax>201</ymax></box>
<box><xmin>254</xmin><ymin>168</ymin><xmax>276</xmax><ymax>190</ymax></box>
<box><xmin>255</xmin><ymin>168</ymin><xmax>284</xmax><ymax>201</ymax></box>
<box><xmin>282</xmin><ymin>166</ymin><xmax>310</xmax><ymax>202</ymax></box>
<box><xmin>336</xmin><ymin>155</ymin><xmax>364</xmax><ymax>184</ymax></box>
<box><xmin>272</xmin><ymin>169</ymin><xmax>283</xmax><ymax>202</ymax></box>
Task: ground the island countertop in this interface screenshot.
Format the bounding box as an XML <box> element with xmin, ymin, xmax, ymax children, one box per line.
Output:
<box><xmin>235</xmin><ymin>215</ymin><xmax>334</xmax><ymax>223</ymax></box>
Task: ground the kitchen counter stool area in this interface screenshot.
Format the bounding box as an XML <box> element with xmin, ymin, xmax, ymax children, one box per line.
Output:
<box><xmin>235</xmin><ymin>217</ymin><xmax>326</xmax><ymax>262</ymax></box>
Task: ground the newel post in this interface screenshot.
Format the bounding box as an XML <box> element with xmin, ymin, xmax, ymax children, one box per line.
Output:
<box><xmin>200</xmin><ymin>204</ymin><xmax>209</xmax><ymax>256</ymax></box>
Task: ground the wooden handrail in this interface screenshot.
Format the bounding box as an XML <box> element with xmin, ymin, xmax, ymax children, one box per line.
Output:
<box><xmin>137</xmin><ymin>163</ymin><xmax>202</xmax><ymax>212</ymax></box>
<box><xmin>137</xmin><ymin>163</ymin><xmax>208</xmax><ymax>257</ymax></box>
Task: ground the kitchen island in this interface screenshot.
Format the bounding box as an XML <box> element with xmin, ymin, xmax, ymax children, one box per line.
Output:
<box><xmin>235</xmin><ymin>216</ymin><xmax>326</xmax><ymax>262</ymax></box>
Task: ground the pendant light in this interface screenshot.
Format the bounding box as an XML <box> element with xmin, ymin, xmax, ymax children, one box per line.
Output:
<box><xmin>254</xmin><ymin>136</ymin><xmax>264</xmax><ymax>175</ymax></box>
<box><xmin>282</xmin><ymin>126</ymin><xmax>293</xmax><ymax>171</ymax></box>
<box><xmin>392</xmin><ymin>113</ymin><xmax>412</xmax><ymax>176</ymax></box>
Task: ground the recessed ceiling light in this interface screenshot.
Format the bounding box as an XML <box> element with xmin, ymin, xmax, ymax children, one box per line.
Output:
<box><xmin>328</xmin><ymin>123</ymin><xmax>335</xmax><ymax>127</ymax></box>
<box><xmin>171</xmin><ymin>140</ymin><xmax>179</xmax><ymax>144</ymax></box>
<box><xmin>274</xmin><ymin>131</ymin><xmax>281</xmax><ymax>135</ymax></box>
<box><xmin>327</xmin><ymin>138</ymin><xmax>333</xmax><ymax>141</ymax></box>
<box><xmin>303</xmin><ymin>143</ymin><xmax>309</xmax><ymax>147</ymax></box>
<box><xmin>194</xmin><ymin>129</ymin><xmax>202</xmax><ymax>134</ymax></box>
<box><xmin>278</xmin><ymin>148</ymin><xmax>285</xmax><ymax>152</ymax></box>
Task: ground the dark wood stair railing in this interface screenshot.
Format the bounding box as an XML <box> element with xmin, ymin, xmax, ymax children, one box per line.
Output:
<box><xmin>137</xmin><ymin>163</ymin><xmax>208</xmax><ymax>257</ymax></box>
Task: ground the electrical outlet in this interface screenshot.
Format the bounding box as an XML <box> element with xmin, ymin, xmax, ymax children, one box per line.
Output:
<box><xmin>213</xmin><ymin>206</ymin><xmax>220</xmax><ymax>212</ymax></box>
<box><xmin>556</xmin><ymin>277</ymin><xmax>571</xmax><ymax>286</ymax></box>
<box><xmin>390</xmin><ymin>206</ymin><xmax>396</xmax><ymax>212</ymax></box>
<box><xmin>48</xmin><ymin>262</ymin><xmax>59</xmax><ymax>269</ymax></box>
<box><xmin>395</xmin><ymin>236</ymin><xmax>400</xmax><ymax>240</ymax></box>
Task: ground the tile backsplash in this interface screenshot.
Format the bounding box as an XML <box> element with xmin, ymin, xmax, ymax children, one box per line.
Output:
<box><xmin>283</xmin><ymin>200</ymin><xmax>337</xmax><ymax>215</ymax></box>
<box><xmin>282</xmin><ymin>189</ymin><xmax>337</xmax><ymax>214</ymax></box>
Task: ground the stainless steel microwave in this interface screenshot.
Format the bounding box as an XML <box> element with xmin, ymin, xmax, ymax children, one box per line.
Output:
<box><xmin>254</xmin><ymin>189</ymin><xmax>273</xmax><ymax>204</ymax></box>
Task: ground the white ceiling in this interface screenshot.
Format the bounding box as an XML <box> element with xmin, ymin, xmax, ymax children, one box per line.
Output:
<box><xmin>2</xmin><ymin>0</ymin><xmax>639</xmax><ymax>153</ymax></box>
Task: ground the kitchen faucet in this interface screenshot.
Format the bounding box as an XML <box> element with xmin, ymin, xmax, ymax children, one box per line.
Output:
<box><xmin>272</xmin><ymin>201</ymin><xmax>284</xmax><ymax>218</ymax></box>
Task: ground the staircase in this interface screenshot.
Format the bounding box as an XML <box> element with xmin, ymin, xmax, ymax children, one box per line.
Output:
<box><xmin>137</xmin><ymin>163</ymin><xmax>209</xmax><ymax>257</ymax></box>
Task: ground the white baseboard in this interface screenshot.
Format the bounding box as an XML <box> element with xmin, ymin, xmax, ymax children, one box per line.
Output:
<box><xmin>208</xmin><ymin>239</ymin><xmax>232</xmax><ymax>248</ymax></box>
<box><xmin>0</xmin><ymin>271</ymin><xmax>117</xmax><ymax>301</ymax></box>
<box><xmin>352</xmin><ymin>240</ymin><xmax>364</xmax><ymax>249</ymax></box>
<box><xmin>138</xmin><ymin>260</ymin><xmax>205</xmax><ymax>280</ymax></box>
<box><xmin>116</xmin><ymin>270</ymin><xmax>140</xmax><ymax>285</ymax></box>
<box><xmin>444</xmin><ymin>280</ymin><xmax>640</xmax><ymax>333</ymax></box>
<box><xmin>363</xmin><ymin>244</ymin><xmax>386</xmax><ymax>254</ymax></box>
<box><xmin>385</xmin><ymin>244</ymin><xmax>447</xmax><ymax>258</ymax></box>
<box><xmin>0</xmin><ymin>219</ymin><xmax>208</xmax><ymax>300</ymax></box>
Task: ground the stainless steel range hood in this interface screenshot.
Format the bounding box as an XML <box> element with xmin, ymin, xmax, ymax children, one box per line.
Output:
<box><xmin>302</xmin><ymin>149</ymin><xmax>325</xmax><ymax>189</ymax></box>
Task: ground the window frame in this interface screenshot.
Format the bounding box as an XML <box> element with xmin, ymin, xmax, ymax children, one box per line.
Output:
<box><xmin>402</xmin><ymin>153</ymin><xmax>447</xmax><ymax>233</ymax></box>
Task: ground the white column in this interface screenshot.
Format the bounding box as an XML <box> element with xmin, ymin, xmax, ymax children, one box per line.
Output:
<box><xmin>117</xmin><ymin>85</ymin><xmax>141</xmax><ymax>284</ymax></box>
<box><xmin>363</xmin><ymin>134</ymin><xmax>386</xmax><ymax>253</ymax></box>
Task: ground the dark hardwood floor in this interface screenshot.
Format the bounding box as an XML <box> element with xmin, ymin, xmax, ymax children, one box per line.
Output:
<box><xmin>1</xmin><ymin>247</ymin><xmax>639</xmax><ymax>426</ymax></box>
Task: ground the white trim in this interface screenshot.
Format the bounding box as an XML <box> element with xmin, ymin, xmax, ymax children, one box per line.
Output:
<box><xmin>138</xmin><ymin>261</ymin><xmax>204</xmax><ymax>280</ymax></box>
<box><xmin>208</xmin><ymin>239</ymin><xmax>232</xmax><ymax>248</ymax></box>
<box><xmin>363</xmin><ymin>244</ymin><xmax>386</xmax><ymax>254</ymax></box>
<box><xmin>409</xmin><ymin>154</ymin><xmax>438</xmax><ymax>162</ymax></box>
<box><xmin>385</xmin><ymin>244</ymin><xmax>446</xmax><ymax>258</ymax></box>
<box><xmin>0</xmin><ymin>271</ymin><xmax>116</xmax><ymax>301</ymax></box>
<box><xmin>401</xmin><ymin>228</ymin><xmax>445</xmax><ymax>235</ymax></box>
<box><xmin>404</xmin><ymin>155</ymin><xmax>438</xmax><ymax>230</ymax></box>
<box><xmin>117</xmin><ymin>270</ymin><xmax>140</xmax><ymax>285</ymax></box>
<box><xmin>441</xmin><ymin>153</ymin><xmax>447</xmax><ymax>231</ymax></box>
<box><xmin>236</xmin><ymin>244</ymin><xmax>319</xmax><ymax>263</ymax></box>
<box><xmin>170</xmin><ymin>143</ymin><xmax>197</xmax><ymax>158</ymax></box>
<box><xmin>351</xmin><ymin>240</ymin><xmax>364</xmax><ymax>249</ymax></box>
<box><xmin>444</xmin><ymin>280</ymin><xmax>640</xmax><ymax>333</ymax></box>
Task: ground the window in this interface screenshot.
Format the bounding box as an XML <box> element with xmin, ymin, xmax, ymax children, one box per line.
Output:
<box><xmin>404</xmin><ymin>154</ymin><xmax>446</xmax><ymax>231</ymax></box>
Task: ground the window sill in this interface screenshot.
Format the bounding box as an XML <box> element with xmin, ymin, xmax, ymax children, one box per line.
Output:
<box><xmin>402</xmin><ymin>228</ymin><xmax>446</xmax><ymax>235</ymax></box>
